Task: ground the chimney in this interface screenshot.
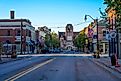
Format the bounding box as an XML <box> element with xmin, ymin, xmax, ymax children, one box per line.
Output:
<box><xmin>10</xmin><ymin>10</ymin><xmax>15</xmax><ymax>19</ymax></box>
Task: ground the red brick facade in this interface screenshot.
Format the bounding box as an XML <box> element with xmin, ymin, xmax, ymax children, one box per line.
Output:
<box><xmin>0</xmin><ymin>19</ymin><xmax>34</xmax><ymax>54</ymax></box>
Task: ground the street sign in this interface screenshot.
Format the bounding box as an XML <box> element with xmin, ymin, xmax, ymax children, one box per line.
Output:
<box><xmin>106</xmin><ymin>33</ymin><xmax>111</xmax><ymax>40</ymax></box>
<box><xmin>110</xmin><ymin>30</ymin><xmax>116</xmax><ymax>39</ymax></box>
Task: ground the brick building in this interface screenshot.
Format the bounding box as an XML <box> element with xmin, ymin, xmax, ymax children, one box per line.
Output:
<box><xmin>0</xmin><ymin>11</ymin><xmax>36</xmax><ymax>54</ymax></box>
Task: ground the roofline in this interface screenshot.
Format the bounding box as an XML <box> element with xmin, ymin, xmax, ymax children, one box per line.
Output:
<box><xmin>0</xmin><ymin>19</ymin><xmax>31</xmax><ymax>24</ymax></box>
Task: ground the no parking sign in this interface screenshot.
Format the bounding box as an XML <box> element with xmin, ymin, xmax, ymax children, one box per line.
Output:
<box><xmin>110</xmin><ymin>30</ymin><xmax>116</xmax><ymax>39</ymax></box>
<box><xmin>105</xmin><ymin>30</ymin><xmax>116</xmax><ymax>40</ymax></box>
<box><xmin>106</xmin><ymin>33</ymin><xmax>111</xmax><ymax>40</ymax></box>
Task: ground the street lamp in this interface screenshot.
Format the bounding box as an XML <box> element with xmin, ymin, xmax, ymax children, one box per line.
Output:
<box><xmin>84</xmin><ymin>15</ymin><xmax>100</xmax><ymax>58</ymax></box>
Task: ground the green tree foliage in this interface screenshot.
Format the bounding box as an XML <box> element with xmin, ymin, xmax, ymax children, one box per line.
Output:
<box><xmin>104</xmin><ymin>0</ymin><xmax>121</xmax><ymax>24</ymax></box>
<box><xmin>74</xmin><ymin>35</ymin><xmax>81</xmax><ymax>49</ymax></box>
<box><xmin>74</xmin><ymin>30</ymin><xmax>86</xmax><ymax>50</ymax></box>
<box><xmin>51</xmin><ymin>32</ymin><xmax>60</xmax><ymax>48</ymax></box>
<box><xmin>45</xmin><ymin>34</ymin><xmax>51</xmax><ymax>47</ymax></box>
<box><xmin>45</xmin><ymin>32</ymin><xmax>60</xmax><ymax>48</ymax></box>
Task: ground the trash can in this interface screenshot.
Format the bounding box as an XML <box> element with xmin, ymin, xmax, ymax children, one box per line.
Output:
<box><xmin>110</xmin><ymin>55</ymin><xmax>116</xmax><ymax>66</ymax></box>
<box><xmin>11</xmin><ymin>51</ymin><xmax>17</xmax><ymax>58</ymax></box>
<box><xmin>93</xmin><ymin>52</ymin><xmax>96</xmax><ymax>58</ymax></box>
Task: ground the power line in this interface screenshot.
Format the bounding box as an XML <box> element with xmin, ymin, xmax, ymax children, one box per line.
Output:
<box><xmin>48</xmin><ymin>20</ymin><xmax>93</xmax><ymax>28</ymax></box>
<box><xmin>74</xmin><ymin>20</ymin><xmax>92</xmax><ymax>26</ymax></box>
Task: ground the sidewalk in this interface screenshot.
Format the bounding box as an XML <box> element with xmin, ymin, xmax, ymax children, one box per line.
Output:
<box><xmin>0</xmin><ymin>55</ymin><xmax>30</xmax><ymax>64</ymax></box>
<box><xmin>0</xmin><ymin>57</ymin><xmax>14</xmax><ymax>64</ymax></box>
<box><xmin>90</xmin><ymin>56</ymin><xmax>121</xmax><ymax>79</ymax></box>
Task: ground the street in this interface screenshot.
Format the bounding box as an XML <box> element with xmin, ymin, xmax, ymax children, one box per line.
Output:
<box><xmin>0</xmin><ymin>0</ymin><xmax>121</xmax><ymax>81</ymax></box>
<box><xmin>0</xmin><ymin>54</ymin><xmax>120</xmax><ymax>81</ymax></box>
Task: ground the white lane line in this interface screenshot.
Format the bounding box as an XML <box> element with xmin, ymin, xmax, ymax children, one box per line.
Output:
<box><xmin>5</xmin><ymin>58</ymin><xmax>56</xmax><ymax>81</ymax></box>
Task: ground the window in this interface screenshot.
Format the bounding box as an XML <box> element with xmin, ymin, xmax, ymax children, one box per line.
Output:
<box><xmin>103</xmin><ymin>31</ymin><xmax>106</xmax><ymax>36</ymax></box>
<box><xmin>29</xmin><ymin>31</ymin><xmax>31</xmax><ymax>37</ymax></box>
<box><xmin>26</xmin><ymin>30</ymin><xmax>28</xmax><ymax>36</ymax></box>
<box><xmin>26</xmin><ymin>30</ymin><xmax>31</xmax><ymax>37</ymax></box>
<box><xmin>7</xmin><ymin>30</ymin><xmax>10</xmax><ymax>36</ymax></box>
<box><xmin>17</xmin><ymin>30</ymin><xmax>21</xmax><ymax>36</ymax></box>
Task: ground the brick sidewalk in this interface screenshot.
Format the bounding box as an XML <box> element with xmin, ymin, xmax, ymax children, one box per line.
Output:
<box><xmin>96</xmin><ymin>57</ymin><xmax>121</xmax><ymax>73</ymax></box>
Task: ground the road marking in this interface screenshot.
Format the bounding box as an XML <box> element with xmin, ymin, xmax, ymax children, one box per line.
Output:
<box><xmin>5</xmin><ymin>58</ymin><xmax>56</xmax><ymax>81</ymax></box>
<box><xmin>18</xmin><ymin>54</ymin><xmax>93</xmax><ymax>57</ymax></box>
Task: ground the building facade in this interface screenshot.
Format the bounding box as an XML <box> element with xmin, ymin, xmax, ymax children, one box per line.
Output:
<box><xmin>59</xmin><ymin>24</ymin><xmax>79</xmax><ymax>50</ymax></box>
<box><xmin>92</xmin><ymin>20</ymin><xmax>109</xmax><ymax>54</ymax></box>
<box><xmin>0</xmin><ymin>11</ymin><xmax>36</xmax><ymax>54</ymax></box>
<box><xmin>35</xmin><ymin>26</ymin><xmax>51</xmax><ymax>53</ymax></box>
<box><xmin>0</xmin><ymin>15</ymin><xmax>36</xmax><ymax>54</ymax></box>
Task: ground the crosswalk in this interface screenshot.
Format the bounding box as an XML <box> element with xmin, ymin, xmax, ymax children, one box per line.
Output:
<box><xmin>18</xmin><ymin>54</ymin><xmax>92</xmax><ymax>57</ymax></box>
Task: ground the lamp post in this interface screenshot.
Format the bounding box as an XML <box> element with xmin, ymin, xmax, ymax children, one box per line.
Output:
<box><xmin>20</xmin><ymin>19</ymin><xmax>23</xmax><ymax>54</ymax></box>
<box><xmin>84</xmin><ymin>15</ymin><xmax>100</xmax><ymax>58</ymax></box>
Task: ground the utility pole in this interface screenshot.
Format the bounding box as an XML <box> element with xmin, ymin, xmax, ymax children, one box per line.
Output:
<box><xmin>96</xmin><ymin>19</ymin><xmax>100</xmax><ymax>58</ymax></box>
<box><xmin>20</xmin><ymin>19</ymin><xmax>23</xmax><ymax>54</ymax></box>
<box><xmin>115</xmin><ymin>17</ymin><xmax>120</xmax><ymax>59</ymax></box>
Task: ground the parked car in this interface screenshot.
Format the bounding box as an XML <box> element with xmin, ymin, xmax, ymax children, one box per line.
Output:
<box><xmin>53</xmin><ymin>48</ymin><xmax>60</xmax><ymax>53</ymax></box>
<box><xmin>48</xmin><ymin>48</ymin><xmax>60</xmax><ymax>53</ymax></box>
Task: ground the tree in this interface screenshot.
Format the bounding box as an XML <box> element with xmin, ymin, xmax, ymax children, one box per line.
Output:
<box><xmin>74</xmin><ymin>30</ymin><xmax>86</xmax><ymax>51</ymax></box>
<box><xmin>45</xmin><ymin>34</ymin><xmax>51</xmax><ymax>47</ymax></box>
<box><xmin>74</xmin><ymin>35</ymin><xmax>81</xmax><ymax>50</ymax></box>
<box><xmin>104</xmin><ymin>0</ymin><xmax>121</xmax><ymax>25</ymax></box>
<box><xmin>51</xmin><ymin>32</ymin><xmax>60</xmax><ymax>48</ymax></box>
<box><xmin>45</xmin><ymin>32</ymin><xmax>60</xmax><ymax>49</ymax></box>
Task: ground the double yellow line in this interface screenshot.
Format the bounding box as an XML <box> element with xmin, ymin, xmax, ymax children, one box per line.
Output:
<box><xmin>5</xmin><ymin>58</ymin><xmax>56</xmax><ymax>81</ymax></box>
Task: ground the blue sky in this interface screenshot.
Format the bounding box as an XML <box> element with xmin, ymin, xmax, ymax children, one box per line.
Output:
<box><xmin>0</xmin><ymin>0</ymin><xmax>106</xmax><ymax>32</ymax></box>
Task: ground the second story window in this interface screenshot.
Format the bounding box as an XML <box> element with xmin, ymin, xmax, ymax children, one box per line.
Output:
<box><xmin>7</xmin><ymin>30</ymin><xmax>10</xmax><ymax>36</ymax></box>
<box><xmin>26</xmin><ymin>30</ymin><xmax>31</xmax><ymax>37</ymax></box>
<box><xmin>29</xmin><ymin>31</ymin><xmax>31</xmax><ymax>37</ymax></box>
<box><xmin>17</xmin><ymin>30</ymin><xmax>21</xmax><ymax>36</ymax></box>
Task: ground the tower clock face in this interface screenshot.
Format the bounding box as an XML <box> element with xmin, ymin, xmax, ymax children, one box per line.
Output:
<box><xmin>68</xmin><ymin>25</ymin><xmax>71</xmax><ymax>29</ymax></box>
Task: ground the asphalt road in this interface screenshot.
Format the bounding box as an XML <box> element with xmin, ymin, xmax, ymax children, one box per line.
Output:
<box><xmin>0</xmin><ymin>55</ymin><xmax>120</xmax><ymax>81</ymax></box>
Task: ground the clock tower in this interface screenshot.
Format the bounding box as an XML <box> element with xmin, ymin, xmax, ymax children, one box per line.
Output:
<box><xmin>65</xmin><ymin>24</ymin><xmax>74</xmax><ymax>50</ymax></box>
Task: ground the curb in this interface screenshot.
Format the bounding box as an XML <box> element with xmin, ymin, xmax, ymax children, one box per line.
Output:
<box><xmin>0</xmin><ymin>58</ymin><xmax>22</xmax><ymax>64</ymax></box>
<box><xmin>0</xmin><ymin>56</ymin><xmax>31</xmax><ymax>64</ymax></box>
<box><xmin>89</xmin><ymin>58</ymin><xmax>121</xmax><ymax>80</ymax></box>
<box><xmin>96</xmin><ymin>59</ymin><xmax>121</xmax><ymax>74</ymax></box>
